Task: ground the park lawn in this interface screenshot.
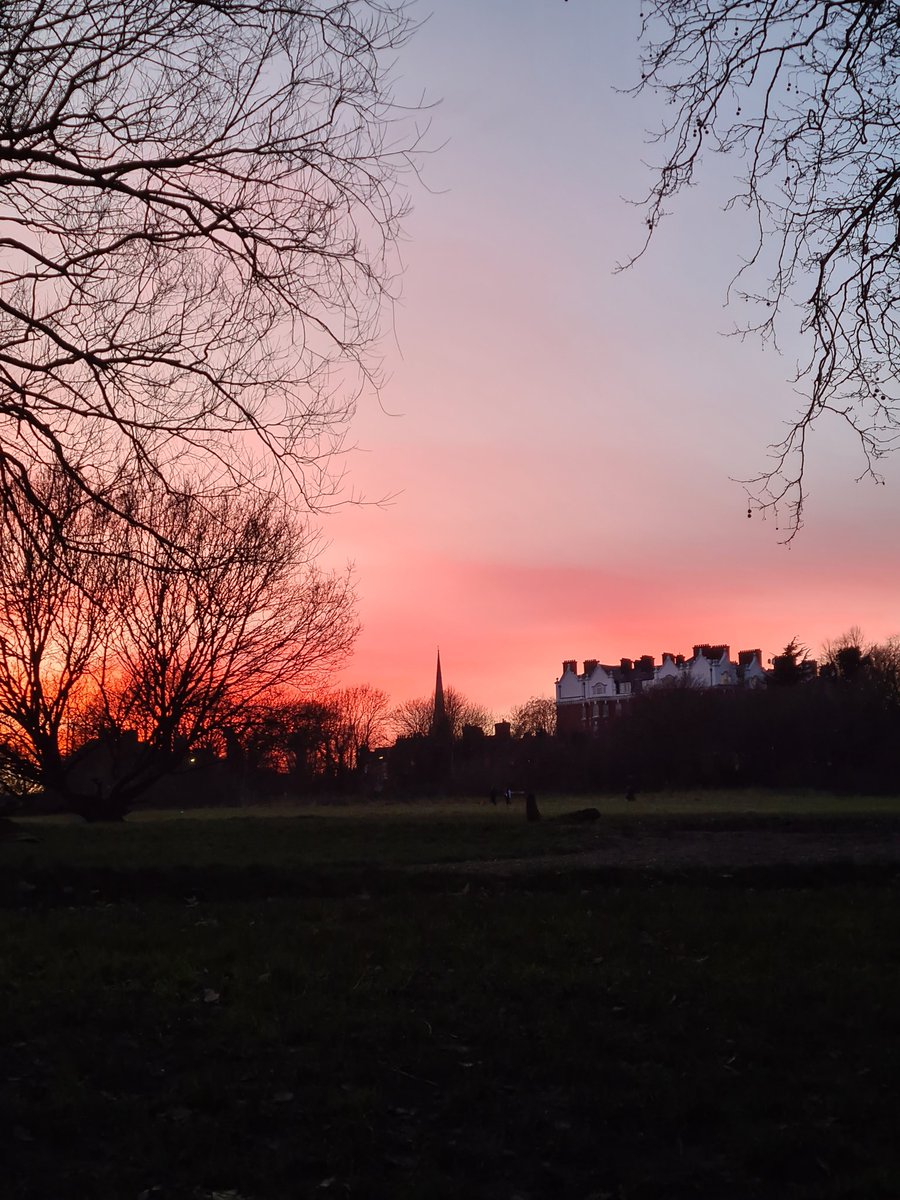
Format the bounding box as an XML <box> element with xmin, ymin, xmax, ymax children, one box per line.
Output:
<box><xmin>3</xmin><ymin>800</ymin><xmax>900</xmax><ymax>1198</ymax></box>
<box><xmin>7</xmin><ymin>788</ymin><xmax>900</xmax><ymax>878</ymax></box>
<box><xmin>3</xmin><ymin>874</ymin><xmax>900</xmax><ymax>1200</ymax></box>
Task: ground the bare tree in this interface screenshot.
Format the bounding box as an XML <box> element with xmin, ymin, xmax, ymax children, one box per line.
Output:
<box><xmin>0</xmin><ymin>468</ymin><xmax>120</xmax><ymax>801</ymax></box>
<box><xmin>509</xmin><ymin>696</ymin><xmax>557</xmax><ymax>738</ymax></box>
<box><xmin>277</xmin><ymin>683</ymin><xmax>391</xmax><ymax>781</ymax></box>
<box><xmin>217</xmin><ymin>695</ymin><xmax>299</xmax><ymax>777</ymax></box>
<box><xmin>390</xmin><ymin>686</ymin><xmax>492</xmax><ymax>740</ymax></box>
<box><xmin>633</xmin><ymin>2</ymin><xmax>900</xmax><ymax>534</ymax></box>
<box><xmin>332</xmin><ymin>683</ymin><xmax>392</xmax><ymax>764</ymax></box>
<box><xmin>0</xmin><ymin>1</ymin><xmax>417</xmax><ymax>533</ymax></box>
<box><xmin>283</xmin><ymin>698</ymin><xmax>342</xmax><ymax>781</ymax></box>
<box><xmin>819</xmin><ymin>626</ymin><xmax>900</xmax><ymax>704</ymax></box>
<box><xmin>0</xmin><ymin>469</ymin><xmax>358</xmax><ymax>816</ymax></box>
<box><xmin>866</xmin><ymin>635</ymin><xmax>900</xmax><ymax>708</ymax></box>
<box><xmin>388</xmin><ymin>695</ymin><xmax>432</xmax><ymax>738</ymax></box>
<box><xmin>822</xmin><ymin>625</ymin><xmax>869</xmax><ymax>673</ymax></box>
<box><xmin>103</xmin><ymin>484</ymin><xmax>359</xmax><ymax>764</ymax></box>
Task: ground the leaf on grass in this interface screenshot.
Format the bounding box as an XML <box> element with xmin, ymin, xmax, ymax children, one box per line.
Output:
<box><xmin>203</xmin><ymin>988</ymin><xmax>221</xmax><ymax>1004</ymax></box>
<box><xmin>384</xmin><ymin>1152</ymin><xmax>417</xmax><ymax>1170</ymax></box>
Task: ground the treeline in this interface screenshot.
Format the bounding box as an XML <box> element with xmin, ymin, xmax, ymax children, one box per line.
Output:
<box><xmin>9</xmin><ymin>506</ymin><xmax>898</xmax><ymax>816</ymax></box>
<box><xmin>381</xmin><ymin>637</ymin><xmax>900</xmax><ymax>798</ymax></box>
<box><xmin>551</xmin><ymin>635</ymin><xmax>900</xmax><ymax>795</ymax></box>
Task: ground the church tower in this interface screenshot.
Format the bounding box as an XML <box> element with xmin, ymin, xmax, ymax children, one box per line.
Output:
<box><xmin>430</xmin><ymin>649</ymin><xmax>451</xmax><ymax>742</ymax></box>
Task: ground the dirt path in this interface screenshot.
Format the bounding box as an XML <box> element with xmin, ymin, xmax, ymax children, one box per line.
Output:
<box><xmin>437</xmin><ymin>819</ymin><xmax>900</xmax><ymax>876</ymax></box>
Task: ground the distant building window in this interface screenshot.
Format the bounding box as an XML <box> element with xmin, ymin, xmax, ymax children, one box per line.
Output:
<box><xmin>592</xmin><ymin>683</ymin><xmax>606</xmax><ymax>696</ymax></box>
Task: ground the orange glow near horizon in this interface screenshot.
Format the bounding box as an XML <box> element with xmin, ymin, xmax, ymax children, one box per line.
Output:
<box><xmin>327</xmin><ymin>519</ymin><xmax>900</xmax><ymax>716</ymax></box>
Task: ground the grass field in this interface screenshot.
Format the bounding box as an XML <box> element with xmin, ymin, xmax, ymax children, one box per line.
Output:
<box><xmin>3</xmin><ymin>794</ymin><xmax>900</xmax><ymax>1199</ymax></box>
<box><xmin>9</xmin><ymin>788</ymin><xmax>900</xmax><ymax>873</ymax></box>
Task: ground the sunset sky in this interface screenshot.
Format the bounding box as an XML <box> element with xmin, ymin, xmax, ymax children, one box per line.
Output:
<box><xmin>323</xmin><ymin>0</ymin><xmax>900</xmax><ymax>717</ymax></box>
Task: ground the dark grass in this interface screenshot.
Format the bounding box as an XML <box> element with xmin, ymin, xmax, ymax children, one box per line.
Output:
<box><xmin>5</xmin><ymin>800</ymin><xmax>900</xmax><ymax>909</ymax></box>
<box><xmin>5</xmin><ymin>808</ymin><xmax>584</xmax><ymax>872</ymax></box>
<box><xmin>3</xmin><ymin>805</ymin><xmax>900</xmax><ymax>1198</ymax></box>
<box><xmin>8</xmin><ymin>790</ymin><xmax>900</xmax><ymax>876</ymax></box>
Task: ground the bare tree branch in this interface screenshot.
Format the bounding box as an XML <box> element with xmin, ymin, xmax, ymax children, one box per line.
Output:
<box><xmin>632</xmin><ymin>1</ymin><xmax>900</xmax><ymax>535</ymax></box>
<box><xmin>0</xmin><ymin>1</ymin><xmax>419</xmax><ymax>533</ymax></box>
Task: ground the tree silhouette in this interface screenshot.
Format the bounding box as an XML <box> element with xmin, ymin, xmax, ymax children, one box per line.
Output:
<box><xmin>509</xmin><ymin>696</ymin><xmax>557</xmax><ymax>738</ymax></box>
<box><xmin>770</xmin><ymin>638</ymin><xmax>809</xmax><ymax>686</ymax></box>
<box><xmin>390</xmin><ymin>687</ymin><xmax>492</xmax><ymax>740</ymax></box>
<box><xmin>866</xmin><ymin>636</ymin><xmax>900</xmax><ymax>710</ymax></box>
<box><xmin>822</xmin><ymin>627</ymin><xmax>870</xmax><ymax>681</ymax></box>
<box><xmin>0</xmin><ymin>470</ymin><xmax>357</xmax><ymax>816</ymax></box>
<box><xmin>634</xmin><ymin>2</ymin><xmax>900</xmax><ymax>533</ymax></box>
<box><xmin>0</xmin><ymin>1</ymin><xmax>416</xmax><ymax>537</ymax></box>
<box><xmin>102</xmin><ymin>484</ymin><xmax>358</xmax><ymax>764</ymax></box>
<box><xmin>0</xmin><ymin>469</ymin><xmax>118</xmax><ymax>799</ymax></box>
<box><xmin>275</xmin><ymin>684</ymin><xmax>392</xmax><ymax>784</ymax></box>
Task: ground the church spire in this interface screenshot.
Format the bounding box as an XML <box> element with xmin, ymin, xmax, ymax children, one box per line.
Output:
<box><xmin>431</xmin><ymin>648</ymin><xmax>450</xmax><ymax>739</ymax></box>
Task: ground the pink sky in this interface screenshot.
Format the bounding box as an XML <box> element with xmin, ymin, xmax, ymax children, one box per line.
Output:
<box><xmin>321</xmin><ymin>1</ymin><xmax>900</xmax><ymax>717</ymax></box>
